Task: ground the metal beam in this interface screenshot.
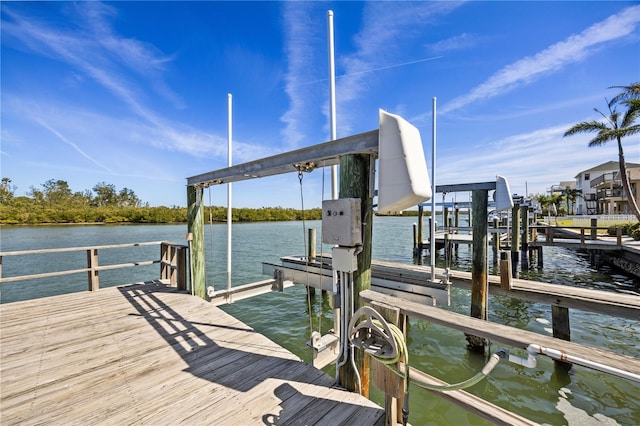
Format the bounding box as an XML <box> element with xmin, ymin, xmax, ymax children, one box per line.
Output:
<box><xmin>187</xmin><ymin>130</ymin><xmax>379</xmax><ymax>187</ymax></box>
<box><xmin>436</xmin><ymin>182</ymin><xmax>497</xmax><ymax>193</ymax></box>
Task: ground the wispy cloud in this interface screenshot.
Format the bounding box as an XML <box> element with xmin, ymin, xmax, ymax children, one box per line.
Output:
<box><xmin>426</xmin><ymin>33</ymin><xmax>478</xmax><ymax>54</ymax></box>
<box><xmin>336</xmin><ymin>2</ymin><xmax>463</xmax><ymax>135</ymax></box>
<box><xmin>1</xmin><ymin>3</ymin><xmax>273</xmax><ymax>165</ymax></box>
<box><xmin>280</xmin><ymin>3</ymin><xmax>324</xmax><ymax>149</ymax></box>
<box><xmin>33</xmin><ymin>117</ymin><xmax>115</xmax><ymax>174</ymax></box>
<box><xmin>279</xmin><ymin>2</ymin><xmax>462</xmax><ymax>143</ymax></box>
<box><xmin>441</xmin><ymin>5</ymin><xmax>640</xmax><ymax>114</ymax></box>
<box><xmin>437</xmin><ymin>122</ymin><xmax>620</xmax><ymax>195</ymax></box>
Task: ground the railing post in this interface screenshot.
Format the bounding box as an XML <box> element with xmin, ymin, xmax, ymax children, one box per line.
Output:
<box><xmin>170</xmin><ymin>245</ymin><xmax>178</xmax><ymax>286</ymax></box>
<box><xmin>176</xmin><ymin>245</ymin><xmax>187</xmax><ymax>291</ymax></box>
<box><xmin>87</xmin><ymin>248</ymin><xmax>99</xmax><ymax>291</ymax></box>
<box><xmin>160</xmin><ymin>242</ymin><xmax>169</xmax><ymax>280</ymax></box>
<box><xmin>370</xmin><ymin>302</ymin><xmax>406</xmax><ymax>426</ymax></box>
<box><xmin>590</xmin><ymin>218</ymin><xmax>597</xmax><ymax>240</ymax></box>
<box><xmin>617</xmin><ymin>227</ymin><xmax>622</xmax><ymax>247</ymax></box>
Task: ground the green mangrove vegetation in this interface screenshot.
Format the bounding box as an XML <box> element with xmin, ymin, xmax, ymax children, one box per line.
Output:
<box><xmin>0</xmin><ymin>178</ymin><xmax>324</xmax><ymax>224</ymax></box>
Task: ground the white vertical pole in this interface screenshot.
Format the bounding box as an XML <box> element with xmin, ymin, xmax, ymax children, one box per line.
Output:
<box><xmin>227</xmin><ymin>93</ymin><xmax>233</xmax><ymax>298</ymax></box>
<box><xmin>328</xmin><ymin>10</ymin><xmax>338</xmax><ymax>199</ymax></box>
<box><xmin>431</xmin><ymin>97</ymin><xmax>437</xmax><ymax>281</ymax></box>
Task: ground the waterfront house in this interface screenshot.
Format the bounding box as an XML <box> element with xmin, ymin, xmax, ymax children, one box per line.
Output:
<box><xmin>574</xmin><ymin>161</ymin><xmax>640</xmax><ymax>215</ymax></box>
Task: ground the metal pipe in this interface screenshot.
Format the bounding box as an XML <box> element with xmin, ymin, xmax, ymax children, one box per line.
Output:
<box><xmin>327</xmin><ymin>10</ymin><xmax>338</xmax><ymax>200</ymax></box>
<box><xmin>227</xmin><ymin>94</ymin><xmax>233</xmax><ymax>299</ymax></box>
<box><xmin>430</xmin><ymin>97</ymin><xmax>436</xmax><ymax>281</ymax></box>
<box><xmin>527</xmin><ymin>344</ymin><xmax>640</xmax><ymax>383</ymax></box>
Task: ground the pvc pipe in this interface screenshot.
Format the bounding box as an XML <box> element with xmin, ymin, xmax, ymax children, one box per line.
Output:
<box><xmin>349</xmin><ymin>271</ymin><xmax>363</xmax><ymax>394</ymax></box>
<box><xmin>501</xmin><ymin>347</ymin><xmax>537</xmax><ymax>369</ymax></box>
<box><xmin>527</xmin><ymin>344</ymin><xmax>640</xmax><ymax>383</ymax></box>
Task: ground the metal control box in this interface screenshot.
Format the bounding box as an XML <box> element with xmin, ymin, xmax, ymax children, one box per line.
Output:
<box><xmin>332</xmin><ymin>246</ymin><xmax>358</xmax><ymax>272</ymax></box>
<box><xmin>322</xmin><ymin>198</ymin><xmax>362</xmax><ymax>246</ymax></box>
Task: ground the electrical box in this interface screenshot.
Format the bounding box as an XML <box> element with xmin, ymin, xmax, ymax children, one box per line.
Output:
<box><xmin>332</xmin><ymin>246</ymin><xmax>358</xmax><ymax>272</ymax></box>
<box><xmin>322</xmin><ymin>198</ymin><xmax>362</xmax><ymax>246</ymax></box>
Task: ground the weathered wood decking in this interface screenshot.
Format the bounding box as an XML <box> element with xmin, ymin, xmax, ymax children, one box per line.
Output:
<box><xmin>0</xmin><ymin>282</ymin><xmax>384</xmax><ymax>425</ymax></box>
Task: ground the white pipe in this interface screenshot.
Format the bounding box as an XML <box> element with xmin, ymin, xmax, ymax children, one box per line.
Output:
<box><xmin>327</xmin><ymin>10</ymin><xmax>338</xmax><ymax>199</ymax></box>
<box><xmin>502</xmin><ymin>347</ymin><xmax>537</xmax><ymax>369</ymax></box>
<box><xmin>527</xmin><ymin>344</ymin><xmax>640</xmax><ymax>383</ymax></box>
<box><xmin>336</xmin><ymin>272</ymin><xmax>349</xmax><ymax>380</ymax></box>
<box><xmin>430</xmin><ymin>97</ymin><xmax>437</xmax><ymax>281</ymax></box>
<box><xmin>227</xmin><ymin>94</ymin><xmax>233</xmax><ymax>299</ymax></box>
<box><xmin>349</xmin><ymin>271</ymin><xmax>362</xmax><ymax>394</ymax></box>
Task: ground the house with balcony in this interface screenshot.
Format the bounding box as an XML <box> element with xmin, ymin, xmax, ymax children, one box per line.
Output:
<box><xmin>574</xmin><ymin>161</ymin><xmax>640</xmax><ymax>215</ymax></box>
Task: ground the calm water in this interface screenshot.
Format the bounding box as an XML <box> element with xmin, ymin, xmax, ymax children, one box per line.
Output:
<box><xmin>1</xmin><ymin>218</ymin><xmax>639</xmax><ymax>425</ymax></box>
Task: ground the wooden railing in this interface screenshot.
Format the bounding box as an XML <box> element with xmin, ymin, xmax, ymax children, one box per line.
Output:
<box><xmin>0</xmin><ymin>241</ymin><xmax>189</xmax><ymax>291</ymax></box>
<box><xmin>359</xmin><ymin>288</ymin><xmax>640</xmax><ymax>425</ymax></box>
<box><xmin>531</xmin><ymin>224</ymin><xmax>622</xmax><ymax>246</ymax></box>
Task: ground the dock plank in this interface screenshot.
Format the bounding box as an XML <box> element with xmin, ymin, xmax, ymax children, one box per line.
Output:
<box><xmin>1</xmin><ymin>281</ymin><xmax>384</xmax><ymax>426</ymax></box>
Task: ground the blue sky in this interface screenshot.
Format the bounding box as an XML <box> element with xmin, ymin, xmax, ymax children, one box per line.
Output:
<box><xmin>2</xmin><ymin>1</ymin><xmax>639</xmax><ymax>208</ymax></box>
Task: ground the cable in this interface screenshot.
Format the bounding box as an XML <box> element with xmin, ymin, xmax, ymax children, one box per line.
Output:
<box><xmin>350</xmin><ymin>308</ymin><xmax>504</xmax><ymax>424</ymax></box>
<box><xmin>298</xmin><ymin>170</ymin><xmax>314</xmax><ymax>337</ymax></box>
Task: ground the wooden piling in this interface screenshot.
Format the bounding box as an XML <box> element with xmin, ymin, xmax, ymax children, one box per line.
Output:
<box><xmin>444</xmin><ymin>207</ymin><xmax>449</xmax><ymax>230</ymax></box>
<box><xmin>492</xmin><ymin>218</ymin><xmax>499</xmax><ymax>266</ymax></box>
<box><xmin>454</xmin><ymin>208</ymin><xmax>460</xmax><ymax>255</ymax></box>
<box><xmin>551</xmin><ymin>305</ymin><xmax>572</xmax><ymax>370</ymax></box>
<box><xmin>499</xmin><ymin>251</ymin><xmax>512</xmax><ymax>291</ymax></box>
<box><xmin>590</xmin><ymin>218</ymin><xmax>598</xmax><ymax>240</ymax></box>
<box><xmin>308</xmin><ymin>228</ymin><xmax>316</xmax><ymax>298</ymax></box>
<box><xmin>510</xmin><ymin>204</ymin><xmax>520</xmax><ymax>278</ymax></box>
<box><xmin>537</xmin><ymin>246</ymin><xmax>544</xmax><ymax>268</ymax></box>
<box><xmin>467</xmin><ymin>189</ymin><xmax>488</xmax><ymax>352</ymax></box>
<box><xmin>338</xmin><ymin>153</ymin><xmax>373</xmax><ymax>396</ymax></box>
<box><xmin>187</xmin><ymin>185</ymin><xmax>206</xmax><ymax>299</ymax></box>
<box><xmin>520</xmin><ymin>205</ymin><xmax>529</xmax><ymax>271</ymax></box>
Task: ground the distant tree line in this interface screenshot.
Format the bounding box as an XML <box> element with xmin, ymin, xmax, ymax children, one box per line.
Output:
<box><xmin>0</xmin><ymin>178</ymin><xmax>322</xmax><ymax>224</ymax></box>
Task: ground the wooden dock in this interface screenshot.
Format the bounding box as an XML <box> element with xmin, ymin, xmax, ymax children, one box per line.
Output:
<box><xmin>0</xmin><ymin>281</ymin><xmax>384</xmax><ymax>425</ymax></box>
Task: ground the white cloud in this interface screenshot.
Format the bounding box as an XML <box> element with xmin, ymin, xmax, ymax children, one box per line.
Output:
<box><xmin>1</xmin><ymin>3</ymin><xmax>183</xmax><ymax>128</ymax></box>
<box><xmin>426</xmin><ymin>33</ymin><xmax>478</xmax><ymax>54</ymax></box>
<box><xmin>441</xmin><ymin>5</ymin><xmax>640</xmax><ymax>114</ymax></box>
<box><xmin>437</xmin><ymin>122</ymin><xmax>622</xmax><ymax>196</ymax></box>
<box><xmin>335</xmin><ymin>2</ymin><xmax>462</xmax><ymax>135</ymax></box>
<box><xmin>280</xmin><ymin>4</ymin><xmax>324</xmax><ymax>149</ymax></box>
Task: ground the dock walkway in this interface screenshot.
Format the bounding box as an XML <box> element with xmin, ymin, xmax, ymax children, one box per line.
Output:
<box><xmin>0</xmin><ymin>282</ymin><xmax>384</xmax><ymax>425</ymax></box>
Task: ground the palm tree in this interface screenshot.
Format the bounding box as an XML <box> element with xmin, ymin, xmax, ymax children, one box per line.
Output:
<box><xmin>562</xmin><ymin>187</ymin><xmax>582</xmax><ymax>216</ymax></box>
<box><xmin>563</xmin><ymin>83</ymin><xmax>640</xmax><ymax>222</ymax></box>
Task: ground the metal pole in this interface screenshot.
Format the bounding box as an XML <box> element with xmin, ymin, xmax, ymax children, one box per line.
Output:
<box><xmin>328</xmin><ymin>10</ymin><xmax>338</xmax><ymax>199</ymax></box>
<box><xmin>227</xmin><ymin>93</ymin><xmax>233</xmax><ymax>298</ymax></box>
<box><xmin>430</xmin><ymin>97</ymin><xmax>437</xmax><ymax>281</ymax></box>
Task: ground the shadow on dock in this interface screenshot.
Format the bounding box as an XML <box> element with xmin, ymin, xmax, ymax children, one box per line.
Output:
<box><xmin>0</xmin><ymin>281</ymin><xmax>383</xmax><ymax>425</ymax></box>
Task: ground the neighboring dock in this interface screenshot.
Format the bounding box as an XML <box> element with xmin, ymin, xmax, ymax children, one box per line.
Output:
<box><xmin>0</xmin><ymin>281</ymin><xmax>384</xmax><ymax>425</ymax></box>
